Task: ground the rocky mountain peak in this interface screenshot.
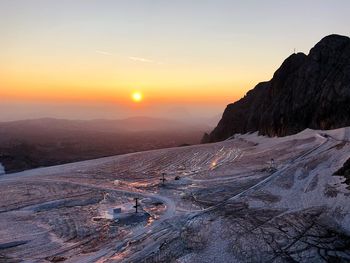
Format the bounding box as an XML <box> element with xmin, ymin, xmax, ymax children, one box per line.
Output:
<box><xmin>204</xmin><ymin>34</ymin><xmax>350</xmax><ymax>143</ymax></box>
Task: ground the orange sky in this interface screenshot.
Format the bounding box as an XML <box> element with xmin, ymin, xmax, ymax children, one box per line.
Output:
<box><xmin>1</xmin><ymin>48</ymin><xmax>261</xmax><ymax>106</ymax></box>
<box><xmin>1</xmin><ymin>1</ymin><xmax>349</xmax><ymax>121</ymax></box>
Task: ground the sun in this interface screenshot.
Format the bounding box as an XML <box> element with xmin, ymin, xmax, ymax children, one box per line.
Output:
<box><xmin>131</xmin><ymin>91</ymin><xmax>143</xmax><ymax>103</ymax></box>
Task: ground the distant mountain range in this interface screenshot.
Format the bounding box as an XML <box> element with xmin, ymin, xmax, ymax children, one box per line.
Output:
<box><xmin>204</xmin><ymin>34</ymin><xmax>350</xmax><ymax>142</ymax></box>
<box><xmin>0</xmin><ymin>116</ymin><xmax>210</xmax><ymax>133</ymax></box>
<box><xmin>0</xmin><ymin>117</ymin><xmax>212</xmax><ymax>173</ymax></box>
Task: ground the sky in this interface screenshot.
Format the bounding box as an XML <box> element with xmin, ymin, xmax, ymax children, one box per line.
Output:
<box><xmin>0</xmin><ymin>0</ymin><xmax>349</xmax><ymax>121</ymax></box>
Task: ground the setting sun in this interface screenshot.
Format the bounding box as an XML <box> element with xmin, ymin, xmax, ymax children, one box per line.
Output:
<box><xmin>131</xmin><ymin>91</ymin><xmax>143</xmax><ymax>103</ymax></box>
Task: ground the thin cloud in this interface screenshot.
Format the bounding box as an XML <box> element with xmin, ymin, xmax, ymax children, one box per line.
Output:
<box><xmin>128</xmin><ymin>56</ymin><xmax>154</xmax><ymax>63</ymax></box>
<box><xmin>95</xmin><ymin>50</ymin><xmax>114</xmax><ymax>56</ymax></box>
<box><xmin>96</xmin><ymin>51</ymin><xmax>164</xmax><ymax>64</ymax></box>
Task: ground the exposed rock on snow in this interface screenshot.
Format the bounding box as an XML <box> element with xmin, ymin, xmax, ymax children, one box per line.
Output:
<box><xmin>334</xmin><ymin>157</ymin><xmax>350</xmax><ymax>188</ymax></box>
<box><xmin>0</xmin><ymin>163</ymin><xmax>5</xmax><ymax>175</ymax></box>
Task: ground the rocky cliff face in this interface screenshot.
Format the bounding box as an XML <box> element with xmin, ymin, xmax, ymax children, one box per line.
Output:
<box><xmin>205</xmin><ymin>34</ymin><xmax>350</xmax><ymax>143</ymax></box>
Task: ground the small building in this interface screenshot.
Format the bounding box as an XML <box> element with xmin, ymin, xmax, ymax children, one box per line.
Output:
<box><xmin>113</xmin><ymin>208</ymin><xmax>122</xmax><ymax>215</ymax></box>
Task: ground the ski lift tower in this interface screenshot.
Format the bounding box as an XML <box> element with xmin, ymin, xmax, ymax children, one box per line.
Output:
<box><xmin>270</xmin><ymin>158</ymin><xmax>276</xmax><ymax>171</ymax></box>
<box><xmin>160</xmin><ymin>173</ymin><xmax>166</xmax><ymax>186</ymax></box>
<box><xmin>134</xmin><ymin>197</ymin><xmax>139</xmax><ymax>213</ymax></box>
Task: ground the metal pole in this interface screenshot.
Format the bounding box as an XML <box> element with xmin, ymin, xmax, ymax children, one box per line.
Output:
<box><xmin>134</xmin><ymin>198</ymin><xmax>139</xmax><ymax>213</ymax></box>
<box><xmin>160</xmin><ymin>173</ymin><xmax>166</xmax><ymax>185</ymax></box>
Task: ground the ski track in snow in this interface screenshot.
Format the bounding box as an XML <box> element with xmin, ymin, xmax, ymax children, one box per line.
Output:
<box><xmin>1</xmin><ymin>127</ymin><xmax>350</xmax><ymax>262</ymax></box>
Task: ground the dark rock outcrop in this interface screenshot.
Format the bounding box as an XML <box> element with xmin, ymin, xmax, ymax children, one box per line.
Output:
<box><xmin>334</xmin><ymin>158</ymin><xmax>350</xmax><ymax>188</ymax></box>
<box><xmin>205</xmin><ymin>34</ymin><xmax>350</xmax><ymax>143</ymax></box>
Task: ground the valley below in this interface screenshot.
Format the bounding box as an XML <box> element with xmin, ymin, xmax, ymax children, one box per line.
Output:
<box><xmin>1</xmin><ymin>127</ymin><xmax>350</xmax><ymax>262</ymax></box>
<box><xmin>0</xmin><ymin>118</ymin><xmax>208</xmax><ymax>173</ymax></box>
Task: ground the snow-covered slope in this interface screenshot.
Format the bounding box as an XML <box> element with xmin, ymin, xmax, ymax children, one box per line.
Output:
<box><xmin>0</xmin><ymin>128</ymin><xmax>349</xmax><ymax>262</ymax></box>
